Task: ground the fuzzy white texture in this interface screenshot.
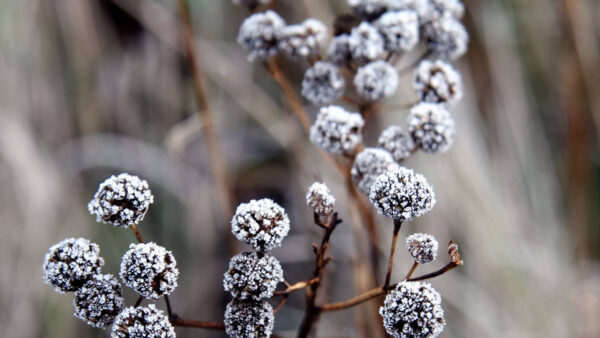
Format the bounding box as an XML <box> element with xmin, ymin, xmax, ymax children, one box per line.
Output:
<box><xmin>412</xmin><ymin>0</ymin><xmax>465</xmax><ymax>22</ymax></box>
<box><xmin>224</xmin><ymin>299</ymin><xmax>274</xmax><ymax>338</ymax></box>
<box><xmin>407</xmin><ymin>103</ymin><xmax>455</xmax><ymax>153</ymax></box>
<box><xmin>309</xmin><ymin>105</ymin><xmax>365</xmax><ymax>155</ymax></box>
<box><xmin>375</xmin><ymin>10</ymin><xmax>419</xmax><ymax>52</ymax></box>
<box><xmin>413</xmin><ymin>59</ymin><xmax>463</xmax><ymax>105</ymax></box>
<box><xmin>348</xmin><ymin>0</ymin><xmax>390</xmax><ymax>19</ymax></box>
<box><xmin>279</xmin><ymin>18</ymin><xmax>327</xmax><ymax>60</ymax></box>
<box><xmin>231</xmin><ymin>198</ymin><xmax>290</xmax><ymax>251</ymax></box>
<box><xmin>306</xmin><ymin>182</ymin><xmax>336</xmax><ymax>216</ymax></box>
<box><xmin>349</xmin><ymin>22</ymin><xmax>385</xmax><ymax>64</ymax></box>
<box><xmin>327</xmin><ymin>34</ymin><xmax>353</xmax><ymax>66</ymax></box>
<box><xmin>302</xmin><ymin>61</ymin><xmax>345</xmax><ymax>105</ymax></box>
<box><xmin>223</xmin><ymin>251</ymin><xmax>283</xmax><ymax>301</ymax></box>
<box><xmin>423</xmin><ymin>14</ymin><xmax>468</xmax><ymax>61</ymax></box>
<box><xmin>369</xmin><ymin>167</ymin><xmax>436</xmax><ymax>220</ymax></box>
<box><xmin>354</xmin><ymin>60</ymin><xmax>399</xmax><ymax>101</ymax></box>
<box><xmin>237</xmin><ymin>10</ymin><xmax>286</xmax><ymax>61</ymax></box>
<box><xmin>111</xmin><ymin>304</ymin><xmax>175</xmax><ymax>338</ymax></box>
<box><xmin>352</xmin><ymin>148</ymin><xmax>400</xmax><ymax>195</ymax></box>
<box><xmin>406</xmin><ymin>233</ymin><xmax>439</xmax><ymax>263</ymax></box>
<box><xmin>380</xmin><ymin>281</ymin><xmax>445</xmax><ymax>337</ymax></box>
<box><xmin>43</xmin><ymin>237</ymin><xmax>105</xmax><ymax>293</ymax></box>
<box><xmin>88</xmin><ymin>173</ymin><xmax>154</xmax><ymax>228</ymax></box>
<box><xmin>119</xmin><ymin>242</ymin><xmax>179</xmax><ymax>299</ymax></box>
<box><xmin>378</xmin><ymin>125</ymin><xmax>416</xmax><ymax>162</ymax></box>
<box><xmin>73</xmin><ymin>274</ymin><xmax>124</xmax><ymax>328</ymax></box>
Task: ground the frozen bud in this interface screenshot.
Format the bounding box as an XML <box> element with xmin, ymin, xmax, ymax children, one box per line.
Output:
<box><xmin>354</xmin><ymin>60</ymin><xmax>399</xmax><ymax>101</ymax></box>
<box><xmin>448</xmin><ymin>240</ymin><xmax>463</xmax><ymax>265</ymax></box>
<box><xmin>380</xmin><ymin>281</ymin><xmax>445</xmax><ymax>338</ymax></box>
<box><xmin>310</xmin><ymin>105</ymin><xmax>365</xmax><ymax>155</ymax></box>
<box><xmin>237</xmin><ymin>10</ymin><xmax>286</xmax><ymax>61</ymax></box>
<box><xmin>223</xmin><ymin>251</ymin><xmax>283</xmax><ymax>300</ymax></box>
<box><xmin>111</xmin><ymin>305</ymin><xmax>175</xmax><ymax>338</ymax></box>
<box><xmin>349</xmin><ymin>22</ymin><xmax>385</xmax><ymax>65</ymax></box>
<box><xmin>43</xmin><ymin>238</ymin><xmax>105</xmax><ymax>293</ymax></box>
<box><xmin>407</xmin><ymin>103</ymin><xmax>455</xmax><ymax>153</ymax></box>
<box><xmin>351</xmin><ymin>148</ymin><xmax>400</xmax><ymax>195</ymax></box>
<box><xmin>377</xmin><ymin>125</ymin><xmax>416</xmax><ymax>162</ymax></box>
<box><xmin>306</xmin><ymin>182</ymin><xmax>336</xmax><ymax>216</ymax></box>
<box><xmin>369</xmin><ymin>167</ymin><xmax>436</xmax><ymax>221</ymax></box>
<box><xmin>375</xmin><ymin>10</ymin><xmax>419</xmax><ymax>52</ymax></box>
<box><xmin>279</xmin><ymin>19</ymin><xmax>327</xmax><ymax>60</ymax></box>
<box><xmin>119</xmin><ymin>242</ymin><xmax>179</xmax><ymax>299</ymax></box>
<box><xmin>231</xmin><ymin>198</ymin><xmax>290</xmax><ymax>251</ymax></box>
<box><xmin>348</xmin><ymin>0</ymin><xmax>390</xmax><ymax>20</ymax></box>
<box><xmin>415</xmin><ymin>0</ymin><xmax>465</xmax><ymax>22</ymax></box>
<box><xmin>302</xmin><ymin>61</ymin><xmax>345</xmax><ymax>105</ymax></box>
<box><xmin>232</xmin><ymin>0</ymin><xmax>272</xmax><ymax>9</ymax></box>
<box><xmin>406</xmin><ymin>233</ymin><xmax>439</xmax><ymax>263</ymax></box>
<box><xmin>88</xmin><ymin>173</ymin><xmax>154</xmax><ymax>228</ymax></box>
<box><xmin>224</xmin><ymin>299</ymin><xmax>274</xmax><ymax>338</ymax></box>
<box><xmin>423</xmin><ymin>14</ymin><xmax>468</xmax><ymax>61</ymax></box>
<box><xmin>413</xmin><ymin>59</ymin><xmax>462</xmax><ymax>105</ymax></box>
<box><xmin>328</xmin><ymin>34</ymin><xmax>353</xmax><ymax>66</ymax></box>
<box><xmin>73</xmin><ymin>274</ymin><xmax>124</xmax><ymax>328</ymax></box>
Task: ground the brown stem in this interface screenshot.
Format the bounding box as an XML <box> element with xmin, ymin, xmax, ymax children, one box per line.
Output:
<box><xmin>170</xmin><ymin>317</ymin><xmax>225</xmax><ymax>330</ymax></box>
<box><xmin>164</xmin><ymin>295</ymin><xmax>174</xmax><ymax>319</ymax></box>
<box><xmin>407</xmin><ymin>262</ymin><xmax>458</xmax><ymax>282</ymax></box>
<box><xmin>134</xmin><ymin>296</ymin><xmax>144</xmax><ymax>307</ymax></box>
<box><xmin>274</xmin><ymin>277</ymin><xmax>320</xmax><ymax>296</ymax></box>
<box><xmin>273</xmin><ymin>294</ymin><xmax>289</xmax><ymax>314</ymax></box>
<box><xmin>130</xmin><ymin>224</ymin><xmax>144</xmax><ymax>243</ymax></box>
<box><xmin>384</xmin><ymin>220</ymin><xmax>402</xmax><ymax>288</ymax></box>
<box><xmin>404</xmin><ymin>261</ymin><xmax>419</xmax><ymax>280</ymax></box>
<box><xmin>320</xmin><ymin>286</ymin><xmax>388</xmax><ymax>312</ymax></box>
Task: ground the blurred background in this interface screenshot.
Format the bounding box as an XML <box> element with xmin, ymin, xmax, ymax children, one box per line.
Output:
<box><xmin>1</xmin><ymin>0</ymin><xmax>599</xmax><ymax>337</ymax></box>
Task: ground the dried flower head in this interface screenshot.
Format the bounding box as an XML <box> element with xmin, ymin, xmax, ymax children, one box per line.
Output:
<box><xmin>306</xmin><ymin>182</ymin><xmax>336</xmax><ymax>216</ymax></box>
<box><xmin>223</xmin><ymin>251</ymin><xmax>283</xmax><ymax>300</ymax></box>
<box><xmin>231</xmin><ymin>198</ymin><xmax>291</xmax><ymax>251</ymax></box>
<box><xmin>354</xmin><ymin>60</ymin><xmax>399</xmax><ymax>101</ymax></box>
<box><xmin>310</xmin><ymin>105</ymin><xmax>365</xmax><ymax>155</ymax></box>
<box><xmin>111</xmin><ymin>304</ymin><xmax>175</xmax><ymax>338</ymax></box>
<box><xmin>119</xmin><ymin>242</ymin><xmax>179</xmax><ymax>299</ymax></box>
<box><xmin>279</xmin><ymin>19</ymin><xmax>327</xmax><ymax>60</ymax></box>
<box><xmin>88</xmin><ymin>173</ymin><xmax>154</xmax><ymax>228</ymax></box>
<box><xmin>415</xmin><ymin>0</ymin><xmax>465</xmax><ymax>22</ymax></box>
<box><xmin>224</xmin><ymin>299</ymin><xmax>274</xmax><ymax>338</ymax></box>
<box><xmin>369</xmin><ymin>167</ymin><xmax>436</xmax><ymax>221</ymax></box>
<box><xmin>352</xmin><ymin>148</ymin><xmax>400</xmax><ymax>195</ymax></box>
<box><xmin>413</xmin><ymin>59</ymin><xmax>462</xmax><ymax>105</ymax></box>
<box><xmin>43</xmin><ymin>237</ymin><xmax>105</xmax><ymax>293</ymax></box>
<box><xmin>378</xmin><ymin>125</ymin><xmax>416</xmax><ymax>162</ymax></box>
<box><xmin>302</xmin><ymin>61</ymin><xmax>345</xmax><ymax>105</ymax></box>
<box><xmin>237</xmin><ymin>10</ymin><xmax>286</xmax><ymax>61</ymax></box>
<box><xmin>407</xmin><ymin>103</ymin><xmax>455</xmax><ymax>153</ymax></box>
<box><xmin>380</xmin><ymin>281</ymin><xmax>445</xmax><ymax>337</ymax></box>
<box><xmin>327</xmin><ymin>34</ymin><xmax>353</xmax><ymax>66</ymax></box>
<box><xmin>375</xmin><ymin>10</ymin><xmax>419</xmax><ymax>52</ymax></box>
<box><xmin>349</xmin><ymin>22</ymin><xmax>385</xmax><ymax>64</ymax></box>
<box><xmin>423</xmin><ymin>14</ymin><xmax>468</xmax><ymax>61</ymax></box>
<box><xmin>406</xmin><ymin>233</ymin><xmax>439</xmax><ymax>264</ymax></box>
<box><xmin>348</xmin><ymin>0</ymin><xmax>390</xmax><ymax>20</ymax></box>
<box><xmin>73</xmin><ymin>274</ymin><xmax>124</xmax><ymax>328</ymax></box>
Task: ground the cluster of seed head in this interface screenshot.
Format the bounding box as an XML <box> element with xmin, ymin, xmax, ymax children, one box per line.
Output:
<box><xmin>348</xmin><ymin>22</ymin><xmax>385</xmax><ymax>64</ymax></box>
<box><xmin>375</xmin><ymin>10</ymin><xmax>419</xmax><ymax>52</ymax></box>
<box><xmin>302</xmin><ymin>61</ymin><xmax>345</xmax><ymax>105</ymax></box>
<box><xmin>310</xmin><ymin>105</ymin><xmax>365</xmax><ymax>155</ymax></box>
<box><xmin>348</xmin><ymin>0</ymin><xmax>390</xmax><ymax>20</ymax></box>
<box><xmin>406</xmin><ymin>233</ymin><xmax>439</xmax><ymax>264</ymax></box>
<box><xmin>408</xmin><ymin>103</ymin><xmax>455</xmax><ymax>153</ymax></box>
<box><xmin>413</xmin><ymin>59</ymin><xmax>462</xmax><ymax>105</ymax></box>
<box><xmin>354</xmin><ymin>60</ymin><xmax>399</xmax><ymax>101</ymax></box>
<box><xmin>352</xmin><ymin>148</ymin><xmax>400</xmax><ymax>195</ymax></box>
<box><xmin>377</xmin><ymin>125</ymin><xmax>416</xmax><ymax>162</ymax></box>
<box><xmin>73</xmin><ymin>274</ymin><xmax>124</xmax><ymax>328</ymax></box>
<box><xmin>237</xmin><ymin>10</ymin><xmax>286</xmax><ymax>61</ymax></box>
<box><xmin>306</xmin><ymin>182</ymin><xmax>336</xmax><ymax>216</ymax></box>
<box><xmin>224</xmin><ymin>299</ymin><xmax>275</xmax><ymax>338</ymax></box>
<box><xmin>422</xmin><ymin>14</ymin><xmax>468</xmax><ymax>61</ymax></box>
<box><xmin>279</xmin><ymin>19</ymin><xmax>327</xmax><ymax>60</ymax></box>
<box><xmin>112</xmin><ymin>304</ymin><xmax>175</xmax><ymax>338</ymax></box>
<box><xmin>231</xmin><ymin>198</ymin><xmax>291</xmax><ymax>251</ymax></box>
<box><xmin>223</xmin><ymin>251</ymin><xmax>283</xmax><ymax>300</ymax></box>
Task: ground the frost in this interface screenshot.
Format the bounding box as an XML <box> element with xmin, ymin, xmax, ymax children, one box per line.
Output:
<box><xmin>223</xmin><ymin>251</ymin><xmax>283</xmax><ymax>300</ymax></box>
<box><xmin>422</xmin><ymin>14</ymin><xmax>468</xmax><ymax>61</ymax></box>
<box><xmin>351</xmin><ymin>148</ymin><xmax>400</xmax><ymax>195</ymax></box>
<box><xmin>327</xmin><ymin>34</ymin><xmax>353</xmax><ymax>66</ymax></box>
<box><xmin>237</xmin><ymin>10</ymin><xmax>286</xmax><ymax>61</ymax></box>
<box><xmin>377</xmin><ymin>125</ymin><xmax>416</xmax><ymax>162</ymax></box>
<box><xmin>354</xmin><ymin>60</ymin><xmax>399</xmax><ymax>101</ymax></box>
<box><xmin>406</xmin><ymin>233</ymin><xmax>439</xmax><ymax>264</ymax></box>
<box><xmin>73</xmin><ymin>274</ymin><xmax>124</xmax><ymax>328</ymax></box>
<box><xmin>348</xmin><ymin>0</ymin><xmax>390</xmax><ymax>19</ymax></box>
<box><xmin>279</xmin><ymin>19</ymin><xmax>327</xmax><ymax>60</ymax></box>
<box><xmin>302</xmin><ymin>61</ymin><xmax>345</xmax><ymax>106</ymax></box>
<box><xmin>231</xmin><ymin>198</ymin><xmax>290</xmax><ymax>251</ymax></box>
<box><xmin>349</xmin><ymin>22</ymin><xmax>385</xmax><ymax>65</ymax></box>
<box><xmin>375</xmin><ymin>10</ymin><xmax>419</xmax><ymax>52</ymax></box>
<box><xmin>413</xmin><ymin>59</ymin><xmax>462</xmax><ymax>105</ymax></box>
<box><xmin>306</xmin><ymin>182</ymin><xmax>336</xmax><ymax>216</ymax></box>
<box><xmin>310</xmin><ymin>105</ymin><xmax>365</xmax><ymax>155</ymax></box>
<box><xmin>407</xmin><ymin>103</ymin><xmax>455</xmax><ymax>153</ymax></box>
<box><xmin>111</xmin><ymin>304</ymin><xmax>175</xmax><ymax>338</ymax></box>
<box><xmin>224</xmin><ymin>299</ymin><xmax>274</xmax><ymax>338</ymax></box>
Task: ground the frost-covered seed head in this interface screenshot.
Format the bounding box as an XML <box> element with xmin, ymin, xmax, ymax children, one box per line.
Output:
<box><xmin>351</xmin><ymin>148</ymin><xmax>400</xmax><ymax>195</ymax></box>
<box><xmin>327</xmin><ymin>34</ymin><xmax>353</xmax><ymax>66</ymax></box>
<box><xmin>349</xmin><ymin>22</ymin><xmax>385</xmax><ymax>64</ymax></box>
<box><xmin>43</xmin><ymin>238</ymin><xmax>105</xmax><ymax>293</ymax></box>
<box><xmin>223</xmin><ymin>251</ymin><xmax>283</xmax><ymax>300</ymax></box>
<box><xmin>378</xmin><ymin>125</ymin><xmax>416</xmax><ymax>162</ymax></box>
<box><xmin>406</xmin><ymin>233</ymin><xmax>439</xmax><ymax>263</ymax></box>
<box><xmin>306</xmin><ymin>182</ymin><xmax>336</xmax><ymax>216</ymax></box>
<box><xmin>302</xmin><ymin>62</ymin><xmax>345</xmax><ymax>105</ymax></box>
<box><xmin>369</xmin><ymin>167</ymin><xmax>436</xmax><ymax>220</ymax></box>
<box><xmin>279</xmin><ymin>19</ymin><xmax>327</xmax><ymax>60</ymax></box>
<box><xmin>232</xmin><ymin>0</ymin><xmax>272</xmax><ymax>9</ymax></box>
<box><xmin>119</xmin><ymin>242</ymin><xmax>179</xmax><ymax>299</ymax></box>
<box><xmin>414</xmin><ymin>0</ymin><xmax>465</xmax><ymax>22</ymax></box>
<box><xmin>73</xmin><ymin>274</ymin><xmax>124</xmax><ymax>328</ymax></box>
<box><xmin>375</xmin><ymin>10</ymin><xmax>419</xmax><ymax>52</ymax></box>
<box><xmin>413</xmin><ymin>59</ymin><xmax>463</xmax><ymax>105</ymax></box>
<box><xmin>407</xmin><ymin>103</ymin><xmax>455</xmax><ymax>153</ymax></box>
<box><xmin>423</xmin><ymin>14</ymin><xmax>468</xmax><ymax>61</ymax></box>
<box><xmin>348</xmin><ymin>0</ymin><xmax>390</xmax><ymax>20</ymax></box>
<box><xmin>354</xmin><ymin>60</ymin><xmax>399</xmax><ymax>101</ymax></box>
<box><xmin>231</xmin><ymin>198</ymin><xmax>290</xmax><ymax>251</ymax></box>
<box><xmin>309</xmin><ymin>105</ymin><xmax>365</xmax><ymax>155</ymax></box>
<box><xmin>88</xmin><ymin>173</ymin><xmax>154</xmax><ymax>228</ymax></box>
<box><xmin>380</xmin><ymin>281</ymin><xmax>445</xmax><ymax>337</ymax></box>
<box><xmin>111</xmin><ymin>305</ymin><xmax>175</xmax><ymax>338</ymax></box>
<box><xmin>237</xmin><ymin>10</ymin><xmax>286</xmax><ymax>61</ymax></box>
<box><xmin>224</xmin><ymin>299</ymin><xmax>274</xmax><ymax>338</ymax></box>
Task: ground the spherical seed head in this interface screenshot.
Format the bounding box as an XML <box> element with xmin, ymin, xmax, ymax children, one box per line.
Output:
<box><xmin>352</xmin><ymin>148</ymin><xmax>400</xmax><ymax>195</ymax></box>
<box><xmin>310</xmin><ymin>105</ymin><xmax>365</xmax><ymax>155</ymax></box>
<box><xmin>369</xmin><ymin>167</ymin><xmax>436</xmax><ymax>221</ymax></box>
<box><xmin>328</xmin><ymin>34</ymin><xmax>353</xmax><ymax>66</ymax></box>
<box><xmin>223</xmin><ymin>251</ymin><xmax>283</xmax><ymax>300</ymax></box>
<box><xmin>414</xmin><ymin>0</ymin><xmax>465</xmax><ymax>22</ymax></box>
<box><xmin>73</xmin><ymin>274</ymin><xmax>124</xmax><ymax>328</ymax></box>
<box><xmin>306</xmin><ymin>182</ymin><xmax>336</xmax><ymax>216</ymax></box>
<box><xmin>380</xmin><ymin>281</ymin><xmax>445</xmax><ymax>338</ymax></box>
<box><xmin>407</xmin><ymin>103</ymin><xmax>455</xmax><ymax>153</ymax></box>
<box><xmin>224</xmin><ymin>299</ymin><xmax>274</xmax><ymax>338</ymax></box>
<box><xmin>413</xmin><ymin>59</ymin><xmax>462</xmax><ymax>105</ymax></box>
<box><xmin>406</xmin><ymin>233</ymin><xmax>439</xmax><ymax>263</ymax></box>
<box><xmin>375</xmin><ymin>10</ymin><xmax>419</xmax><ymax>52</ymax></box>
<box><xmin>378</xmin><ymin>125</ymin><xmax>416</xmax><ymax>162</ymax></box>
<box><xmin>349</xmin><ymin>22</ymin><xmax>385</xmax><ymax>65</ymax></box>
<box><xmin>348</xmin><ymin>0</ymin><xmax>390</xmax><ymax>20</ymax></box>
<box><xmin>231</xmin><ymin>198</ymin><xmax>290</xmax><ymax>251</ymax></box>
<box><xmin>354</xmin><ymin>60</ymin><xmax>399</xmax><ymax>101</ymax></box>
<box><xmin>111</xmin><ymin>305</ymin><xmax>175</xmax><ymax>338</ymax></box>
<box><xmin>302</xmin><ymin>61</ymin><xmax>345</xmax><ymax>106</ymax></box>
<box><xmin>279</xmin><ymin>19</ymin><xmax>327</xmax><ymax>60</ymax></box>
<box><xmin>119</xmin><ymin>242</ymin><xmax>179</xmax><ymax>299</ymax></box>
<box><xmin>423</xmin><ymin>14</ymin><xmax>468</xmax><ymax>61</ymax></box>
<box><xmin>237</xmin><ymin>10</ymin><xmax>286</xmax><ymax>61</ymax></box>
<box><xmin>43</xmin><ymin>237</ymin><xmax>105</xmax><ymax>293</ymax></box>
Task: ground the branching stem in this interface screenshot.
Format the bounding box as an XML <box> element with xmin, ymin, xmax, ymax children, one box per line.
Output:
<box><xmin>384</xmin><ymin>220</ymin><xmax>403</xmax><ymax>288</ymax></box>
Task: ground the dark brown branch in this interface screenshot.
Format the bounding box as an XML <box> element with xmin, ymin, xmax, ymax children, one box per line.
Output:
<box><xmin>273</xmin><ymin>294</ymin><xmax>289</xmax><ymax>314</ymax></box>
<box><xmin>170</xmin><ymin>317</ymin><xmax>225</xmax><ymax>330</ymax></box>
<box><xmin>134</xmin><ymin>296</ymin><xmax>144</xmax><ymax>307</ymax></box>
<box><xmin>130</xmin><ymin>224</ymin><xmax>144</xmax><ymax>243</ymax></box>
<box><xmin>164</xmin><ymin>295</ymin><xmax>174</xmax><ymax>319</ymax></box>
<box><xmin>404</xmin><ymin>261</ymin><xmax>419</xmax><ymax>280</ymax></box>
<box><xmin>320</xmin><ymin>286</ymin><xmax>388</xmax><ymax>312</ymax></box>
<box><xmin>407</xmin><ymin>262</ymin><xmax>459</xmax><ymax>282</ymax></box>
<box><xmin>384</xmin><ymin>220</ymin><xmax>403</xmax><ymax>288</ymax></box>
<box><xmin>274</xmin><ymin>277</ymin><xmax>320</xmax><ymax>296</ymax></box>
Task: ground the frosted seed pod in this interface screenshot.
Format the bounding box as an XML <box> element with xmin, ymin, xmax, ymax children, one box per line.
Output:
<box><xmin>375</xmin><ymin>10</ymin><xmax>419</xmax><ymax>52</ymax></box>
<box><xmin>224</xmin><ymin>299</ymin><xmax>274</xmax><ymax>338</ymax></box>
<box><xmin>309</xmin><ymin>105</ymin><xmax>365</xmax><ymax>155</ymax></box>
<box><xmin>111</xmin><ymin>304</ymin><xmax>175</xmax><ymax>338</ymax></box>
<box><xmin>279</xmin><ymin>19</ymin><xmax>327</xmax><ymax>60</ymax></box>
<box><xmin>407</xmin><ymin>103</ymin><xmax>455</xmax><ymax>153</ymax></box>
<box><xmin>349</xmin><ymin>22</ymin><xmax>385</xmax><ymax>65</ymax></box>
<box><xmin>223</xmin><ymin>251</ymin><xmax>283</xmax><ymax>300</ymax></box>
<box><xmin>413</xmin><ymin>59</ymin><xmax>462</xmax><ymax>105</ymax></box>
<box><xmin>348</xmin><ymin>0</ymin><xmax>390</xmax><ymax>20</ymax></box>
<box><xmin>306</xmin><ymin>182</ymin><xmax>336</xmax><ymax>216</ymax></box>
<box><xmin>73</xmin><ymin>274</ymin><xmax>124</xmax><ymax>328</ymax></box>
<box><xmin>351</xmin><ymin>148</ymin><xmax>400</xmax><ymax>195</ymax></box>
<box><xmin>302</xmin><ymin>61</ymin><xmax>345</xmax><ymax>105</ymax></box>
<box><xmin>354</xmin><ymin>60</ymin><xmax>399</xmax><ymax>101</ymax></box>
<box><xmin>377</xmin><ymin>125</ymin><xmax>416</xmax><ymax>162</ymax></box>
<box><xmin>237</xmin><ymin>10</ymin><xmax>286</xmax><ymax>61</ymax></box>
<box><xmin>422</xmin><ymin>14</ymin><xmax>468</xmax><ymax>61</ymax></box>
<box><xmin>231</xmin><ymin>198</ymin><xmax>290</xmax><ymax>251</ymax></box>
<box><xmin>413</xmin><ymin>0</ymin><xmax>465</xmax><ymax>22</ymax></box>
<box><xmin>327</xmin><ymin>34</ymin><xmax>353</xmax><ymax>66</ymax></box>
<box><xmin>406</xmin><ymin>233</ymin><xmax>439</xmax><ymax>263</ymax></box>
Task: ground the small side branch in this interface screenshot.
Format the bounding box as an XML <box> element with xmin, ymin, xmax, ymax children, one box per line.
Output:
<box><xmin>320</xmin><ymin>286</ymin><xmax>387</xmax><ymax>312</ymax></box>
<box><xmin>130</xmin><ymin>224</ymin><xmax>144</xmax><ymax>243</ymax></box>
<box><xmin>407</xmin><ymin>262</ymin><xmax>458</xmax><ymax>282</ymax></box>
<box><xmin>170</xmin><ymin>317</ymin><xmax>225</xmax><ymax>330</ymax></box>
<box><xmin>384</xmin><ymin>220</ymin><xmax>403</xmax><ymax>288</ymax></box>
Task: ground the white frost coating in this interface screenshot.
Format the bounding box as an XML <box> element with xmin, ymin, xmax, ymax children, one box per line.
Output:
<box><xmin>375</xmin><ymin>10</ymin><xmax>419</xmax><ymax>52</ymax></box>
<box><xmin>413</xmin><ymin>0</ymin><xmax>464</xmax><ymax>22</ymax></box>
<box><xmin>224</xmin><ymin>299</ymin><xmax>274</xmax><ymax>338</ymax></box>
<box><xmin>327</xmin><ymin>34</ymin><xmax>353</xmax><ymax>66</ymax></box>
<box><xmin>306</xmin><ymin>182</ymin><xmax>336</xmax><ymax>216</ymax></box>
<box><xmin>73</xmin><ymin>274</ymin><xmax>124</xmax><ymax>328</ymax></box>
<box><xmin>349</xmin><ymin>22</ymin><xmax>385</xmax><ymax>65</ymax></box>
<box><xmin>119</xmin><ymin>242</ymin><xmax>179</xmax><ymax>299</ymax></box>
<box><xmin>223</xmin><ymin>251</ymin><xmax>283</xmax><ymax>300</ymax></box>
<box><xmin>111</xmin><ymin>304</ymin><xmax>175</xmax><ymax>338</ymax></box>
<box><xmin>423</xmin><ymin>14</ymin><xmax>468</xmax><ymax>61</ymax></box>
<box><xmin>309</xmin><ymin>105</ymin><xmax>365</xmax><ymax>155</ymax></box>
<box><xmin>407</xmin><ymin>103</ymin><xmax>455</xmax><ymax>153</ymax></box>
<box><xmin>279</xmin><ymin>18</ymin><xmax>327</xmax><ymax>60</ymax></box>
<box><xmin>369</xmin><ymin>167</ymin><xmax>436</xmax><ymax>220</ymax></box>
<box><xmin>231</xmin><ymin>198</ymin><xmax>290</xmax><ymax>251</ymax></box>
<box><xmin>88</xmin><ymin>173</ymin><xmax>154</xmax><ymax>228</ymax></box>
<box><xmin>406</xmin><ymin>233</ymin><xmax>439</xmax><ymax>263</ymax></box>
<box><xmin>380</xmin><ymin>281</ymin><xmax>445</xmax><ymax>338</ymax></box>
<box><xmin>237</xmin><ymin>10</ymin><xmax>286</xmax><ymax>61</ymax></box>
<box><xmin>354</xmin><ymin>60</ymin><xmax>399</xmax><ymax>101</ymax></box>
<box><xmin>351</xmin><ymin>148</ymin><xmax>400</xmax><ymax>195</ymax></box>
<box><xmin>43</xmin><ymin>237</ymin><xmax>105</xmax><ymax>293</ymax></box>
<box><xmin>348</xmin><ymin>0</ymin><xmax>390</xmax><ymax>19</ymax></box>
<box><xmin>377</xmin><ymin>125</ymin><xmax>416</xmax><ymax>162</ymax></box>
<box><xmin>413</xmin><ymin>59</ymin><xmax>463</xmax><ymax>105</ymax></box>
<box><xmin>302</xmin><ymin>61</ymin><xmax>345</xmax><ymax>105</ymax></box>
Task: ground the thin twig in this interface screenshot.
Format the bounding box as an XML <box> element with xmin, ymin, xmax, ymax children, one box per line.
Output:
<box><xmin>170</xmin><ymin>317</ymin><xmax>225</xmax><ymax>330</ymax></box>
<box><xmin>273</xmin><ymin>294</ymin><xmax>289</xmax><ymax>314</ymax></box>
<box><xmin>384</xmin><ymin>220</ymin><xmax>402</xmax><ymax>288</ymax></box>
<box><xmin>164</xmin><ymin>295</ymin><xmax>174</xmax><ymax>319</ymax></box>
<box><xmin>274</xmin><ymin>277</ymin><xmax>319</xmax><ymax>295</ymax></box>
<box><xmin>407</xmin><ymin>262</ymin><xmax>458</xmax><ymax>282</ymax></box>
<box><xmin>134</xmin><ymin>296</ymin><xmax>144</xmax><ymax>307</ymax></box>
<box><xmin>320</xmin><ymin>286</ymin><xmax>387</xmax><ymax>312</ymax></box>
<box><xmin>404</xmin><ymin>261</ymin><xmax>419</xmax><ymax>280</ymax></box>
<box><xmin>130</xmin><ymin>224</ymin><xmax>144</xmax><ymax>243</ymax></box>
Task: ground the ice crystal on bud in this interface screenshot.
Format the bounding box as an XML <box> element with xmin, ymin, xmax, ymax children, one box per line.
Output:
<box><xmin>310</xmin><ymin>105</ymin><xmax>365</xmax><ymax>155</ymax></box>
<box><xmin>416</xmin><ymin>0</ymin><xmax>465</xmax><ymax>22</ymax></box>
<box><xmin>378</xmin><ymin>125</ymin><xmax>416</xmax><ymax>162</ymax></box>
<box><xmin>111</xmin><ymin>305</ymin><xmax>175</xmax><ymax>338</ymax></box>
<box><xmin>423</xmin><ymin>14</ymin><xmax>468</xmax><ymax>61</ymax></box>
<box><xmin>407</xmin><ymin>103</ymin><xmax>455</xmax><ymax>153</ymax></box>
<box><xmin>302</xmin><ymin>61</ymin><xmax>345</xmax><ymax>105</ymax></box>
<box><xmin>237</xmin><ymin>10</ymin><xmax>285</xmax><ymax>61</ymax></box>
<box><xmin>328</xmin><ymin>34</ymin><xmax>353</xmax><ymax>66</ymax></box>
<box><xmin>413</xmin><ymin>59</ymin><xmax>462</xmax><ymax>105</ymax></box>
<box><xmin>231</xmin><ymin>198</ymin><xmax>290</xmax><ymax>251</ymax></box>
<box><xmin>352</xmin><ymin>148</ymin><xmax>400</xmax><ymax>195</ymax></box>
<box><xmin>349</xmin><ymin>22</ymin><xmax>385</xmax><ymax>65</ymax></box>
<box><xmin>348</xmin><ymin>0</ymin><xmax>390</xmax><ymax>20</ymax></box>
<box><xmin>223</xmin><ymin>251</ymin><xmax>283</xmax><ymax>300</ymax></box>
<box><xmin>375</xmin><ymin>10</ymin><xmax>419</xmax><ymax>52</ymax></box>
<box><xmin>73</xmin><ymin>274</ymin><xmax>124</xmax><ymax>328</ymax></box>
<box><xmin>279</xmin><ymin>19</ymin><xmax>327</xmax><ymax>60</ymax></box>
<box><xmin>306</xmin><ymin>182</ymin><xmax>336</xmax><ymax>216</ymax></box>
<box><xmin>406</xmin><ymin>233</ymin><xmax>439</xmax><ymax>264</ymax></box>
<box><xmin>224</xmin><ymin>299</ymin><xmax>274</xmax><ymax>338</ymax></box>
<box><xmin>354</xmin><ymin>60</ymin><xmax>399</xmax><ymax>101</ymax></box>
